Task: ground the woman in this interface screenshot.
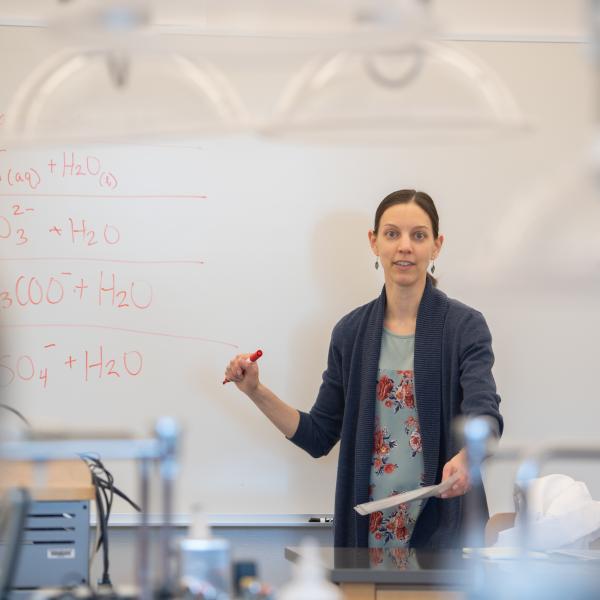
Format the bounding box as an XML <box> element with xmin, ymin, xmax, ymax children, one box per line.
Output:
<box><xmin>224</xmin><ymin>189</ymin><xmax>503</xmax><ymax>549</ymax></box>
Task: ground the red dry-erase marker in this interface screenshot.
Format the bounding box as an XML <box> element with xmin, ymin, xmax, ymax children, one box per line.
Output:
<box><xmin>223</xmin><ymin>349</ymin><xmax>263</xmax><ymax>384</ymax></box>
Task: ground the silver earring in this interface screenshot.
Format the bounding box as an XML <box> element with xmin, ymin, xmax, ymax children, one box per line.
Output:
<box><xmin>375</xmin><ymin>257</ymin><xmax>379</xmax><ymax>270</ymax></box>
<box><xmin>430</xmin><ymin>261</ymin><xmax>436</xmax><ymax>274</ymax></box>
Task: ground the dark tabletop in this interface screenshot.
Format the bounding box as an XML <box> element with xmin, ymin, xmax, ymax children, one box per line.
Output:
<box><xmin>285</xmin><ymin>546</ymin><xmax>600</xmax><ymax>598</ymax></box>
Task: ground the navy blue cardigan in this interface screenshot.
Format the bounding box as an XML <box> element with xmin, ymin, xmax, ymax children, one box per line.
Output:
<box><xmin>289</xmin><ymin>279</ymin><xmax>503</xmax><ymax>548</ymax></box>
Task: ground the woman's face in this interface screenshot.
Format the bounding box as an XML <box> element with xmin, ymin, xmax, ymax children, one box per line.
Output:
<box><xmin>368</xmin><ymin>202</ymin><xmax>443</xmax><ymax>290</ymax></box>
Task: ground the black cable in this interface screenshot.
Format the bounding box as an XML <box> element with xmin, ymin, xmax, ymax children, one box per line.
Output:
<box><xmin>0</xmin><ymin>404</ymin><xmax>31</xmax><ymax>428</ymax></box>
<box><xmin>107</xmin><ymin>486</ymin><xmax>141</xmax><ymax>512</ymax></box>
<box><xmin>82</xmin><ymin>455</ymin><xmax>140</xmax><ymax>511</ymax></box>
<box><xmin>86</xmin><ymin>459</ymin><xmax>113</xmax><ymax>557</ymax></box>
<box><xmin>79</xmin><ymin>454</ymin><xmax>141</xmax><ymax>588</ymax></box>
<box><xmin>100</xmin><ymin>485</ymin><xmax>111</xmax><ymax>553</ymax></box>
<box><xmin>94</xmin><ymin>483</ymin><xmax>110</xmax><ymax>586</ymax></box>
<box><xmin>96</xmin><ymin>485</ymin><xmax>108</xmax><ymax>553</ymax></box>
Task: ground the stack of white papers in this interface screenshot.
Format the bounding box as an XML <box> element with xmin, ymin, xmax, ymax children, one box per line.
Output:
<box><xmin>354</xmin><ymin>474</ymin><xmax>460</xmax><ymax>516</ymax></box>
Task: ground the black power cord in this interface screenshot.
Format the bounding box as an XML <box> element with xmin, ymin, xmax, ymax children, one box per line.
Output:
<box><xmin>79</xmin><ymin>455</ymin><xmax>141</xmax><ymax>587</ymax></box>
<box><xmin>0</xmin><ymin>403</ymin><xmax>31</xmax><ymax>428</ymax></box>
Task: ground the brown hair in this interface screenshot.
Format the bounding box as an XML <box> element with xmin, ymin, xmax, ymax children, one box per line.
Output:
<box><xmin>373</xmin><ymin>189</ymin><xmax>440</xmax><ymax>287</ymax></box>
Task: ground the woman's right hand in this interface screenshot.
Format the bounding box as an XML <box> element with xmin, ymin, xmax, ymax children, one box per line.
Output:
<box><xmin>224</xmin><ymin>355</ymin><xmax>300</xmax><ymax>438</ymax></box>
<box><xmin>224</xmin><ymin>354</ymin><xmax>260</xmax><ymax>395</ymax></box>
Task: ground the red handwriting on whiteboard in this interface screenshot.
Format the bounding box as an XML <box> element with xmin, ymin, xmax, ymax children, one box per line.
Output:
<box><xmin>0</xmin><ymin>353</ymin><xmax>48</xmax><ymax>388</ymax></box>
<box><xmin>1</xmin><ymin>210</ymin><xmax>122</xmax><ymax>248</ymax></box>
<box><xmin>99</xmin><ymin>171</ymin><xmax>118</xmax><ymax>189</ymax></box>
<box><xmin>98</xmin><ymin>271</ymin><xmax>153</xmax><ymax>309</ymax></box>
<box><xmin>4</xmin><ymin>167</ymin><xmax>41</xmax><ymax>190</ymax></box>
<box><xmin>0</xmin><ymin>345</ymin><xmax>143</xmax><ymax>389</ymax></box>
<box><xmin>47</xmin><ymin>151</ymin><xmax>119</xmax><ymax>190</ymax></box>
<box><xmin>83</xmin><ymin>346</ymin><xmax>143</xmax><ymax>381</ymax></box>
<box><xmin>0</xmin><ymin>271</ymin><xmax>154</xmax><ymax>311</ymax></box>
<box><xmin>0</xmin><ymin>274</ymin><xmax>67</xmax><ymax>308</ymax></box>
<box><xmin>0</xmin><ymin>205</ymin><xmax>35</xmax><ymax>246</ymax></box>
<box><xmin>48</xmin><ymin>219</ymin><xmax>121</xmax><ymax>246</ymax></box>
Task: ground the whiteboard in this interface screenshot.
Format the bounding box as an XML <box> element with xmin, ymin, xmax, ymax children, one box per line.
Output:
<box><xmin>0</xmin><ymin>139</ymin><xmax>385</xmax><ymax>514</ymax></box>
<box><xmin>1</xmin><ymin>29</ymin><xmax>599</xmax><ymax>516</ymax></box>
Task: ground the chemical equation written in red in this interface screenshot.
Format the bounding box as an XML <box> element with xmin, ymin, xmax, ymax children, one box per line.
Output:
<box><xmin>0</xmin><ymin>343</ymin><xmax>143</xmax><ymax>389</ymax></box>
<box><xmin>0</xmin><ymin>137</ymin><xmax>221</xmax><ymax>389</ymax></box>
<box><xmin>0</xmin><ymin>271</ymin><xmax>153</xmax><ymax>311</ymax></box>
<box><xmin>0</xmin><ymin>150</ymin><xmax>119</xmax><ymax>190</ymax></box>
<box><xmin>1</xmin><ymin>204</ymin><xmax>121</xmax><ymax>247</ymax></box>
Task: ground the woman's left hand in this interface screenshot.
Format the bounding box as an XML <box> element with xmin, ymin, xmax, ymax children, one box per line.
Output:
<box><xmin>440</xmin><ymin>449</ymin><xmax>470</xmax><ymax>499</ymax></box>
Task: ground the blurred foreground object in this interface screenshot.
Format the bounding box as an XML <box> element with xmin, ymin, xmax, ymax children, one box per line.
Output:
<box><xmin>0</xmin><ymin>488</ymin><xmax>31</xmax><ymax>597</ymax></box>
<box><xmin>4</xmin><ymin>0</ymin><xmax>247</xmax><ymax>144</ymax></box>
<box><xmin>0</xmin><ymin>417</ymin><xmax>180</xmax><ymax>600</ymax></box>
<box><xmin>279</xmin><ymin>538</ymin><xmax>341</xmax><ymax>600</ymax></box>
<box><xmin>2</xmin><ymin>0</ymin><xmax>527</xmax><ymax>145</ymax></box>
<box><xmin>0</xmin><ymin>462</ymin><xmax>91</xmax><ymax>590</ymax></box>
<box><xmin>266</xmin><ymin>39</ymin><xmax>528</xmax><ymax>143</ymax></box>
<box><xmin>496</xmin><ymin>474</ymin><xmax>600</xmax><ymax>551</ymax></box>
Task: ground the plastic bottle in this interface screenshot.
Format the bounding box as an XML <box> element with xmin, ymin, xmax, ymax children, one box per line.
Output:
<box><xmin>178</xmin><ymin>504</ymin><xmax>232</xmax><ymax>600</ymax></box>
<box><xmin>278</xmin><ymin>538</ymin><xmax>342</xmax><ymax>600</ymax></box>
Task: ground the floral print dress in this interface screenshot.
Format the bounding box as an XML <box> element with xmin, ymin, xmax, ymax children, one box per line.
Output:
<box><xmin>368</xmin><ymin>330</ymin><xmax>425</xmax><ymax>548</ymax></box>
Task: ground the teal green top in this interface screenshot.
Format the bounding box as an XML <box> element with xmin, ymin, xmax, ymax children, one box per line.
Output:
<box><xmin>368</xmin><ymin>329</ymin><xmax>425</xmax><ymax>548</ymax></box>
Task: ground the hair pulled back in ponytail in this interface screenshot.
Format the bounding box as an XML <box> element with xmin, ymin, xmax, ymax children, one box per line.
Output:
<box><xmin>373</xmin><ymin>189</ymin><xmax>440</xmax><ymax>287</ymax></box>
